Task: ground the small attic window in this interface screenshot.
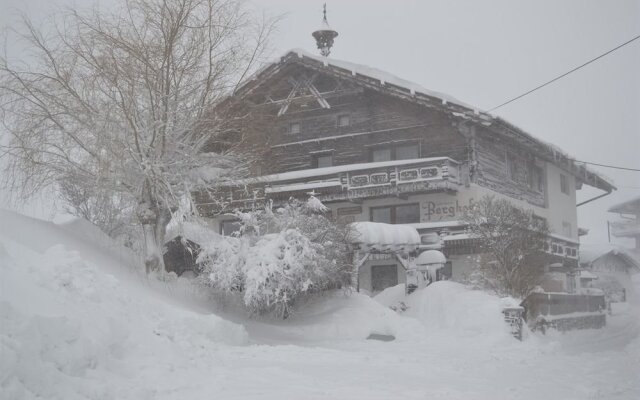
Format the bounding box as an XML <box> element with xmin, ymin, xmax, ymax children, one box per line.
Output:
<box><xmin>337</xmin><ymin>115</ymin><xmax>350</xmax><ymax>127</ymax></box>
<box><xmin>289</xmin><ymin>122</ymin><xmax>301</xmax><ymax>134</ymax></box>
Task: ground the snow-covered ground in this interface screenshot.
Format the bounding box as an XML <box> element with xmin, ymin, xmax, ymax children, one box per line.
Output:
<box><xmin>1</xmin><ymin>209</ymin><xmax>639</xmax><ymax>400</ymax></box>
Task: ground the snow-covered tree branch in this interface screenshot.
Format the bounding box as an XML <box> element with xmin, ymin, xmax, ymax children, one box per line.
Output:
<box><xmin>0</xmin><ymin>0</ymin><xmax>277</xmax><ymax>272</ymax></box>
<box><xmin>462</xmin><ymin>195</ymin><xmax>549</xmax><ymax>298</ymax></box>
<box><xmin>197</xmin><ymin>197</ymin><xmax>353</xmax><ymax>319</ymax></box>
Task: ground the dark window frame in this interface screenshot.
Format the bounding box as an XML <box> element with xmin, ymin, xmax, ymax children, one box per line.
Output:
<box><xmin>369</xmin><ymin>203</ymin><xmax>420</xmax><ymax>224</ymax></box>
<box><xmin>288</xmin><ymin>121</ymin><xmax>301</xmax><ymax>135</ymax></box>
<box><xmin>369</xmin><ymin>142</ymin><xmax>420</xmax><ymax>162</ymax></box>
<box><xmin>337</xmin><ymin>114</ymin><xmax>351</xmax><ymax>127</ymax></box>
<box><xmin>506</xmin><ymin>152</ymin><xmax>519</xmax><ymax>182</ymax></box>
<box><xmin>312</xmin><ymin>152</ymin><xmax>334</xmax><ymax>168</ymax></box>
<box><xmin>371</xmin><ymin>264</ymin><xmax>399</xmax><ymax>292</ymax></box>
<box><xmin>560</xmin><ymin>173</ymin><xmax>570</xmax><ymax>195</ymax></box>
<box><xmin>527</xmin><ymin>164</ymin><xmax>544</xmax><ymax>193</ymax></box>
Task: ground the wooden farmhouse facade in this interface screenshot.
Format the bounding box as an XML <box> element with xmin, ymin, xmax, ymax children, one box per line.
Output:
<box><xmin>195</xmin><ymin>49</ymin><xmax>615</xmax><ymax>293</ymax></box>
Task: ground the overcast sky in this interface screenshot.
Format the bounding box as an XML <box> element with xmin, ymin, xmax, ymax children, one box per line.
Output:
<box><xmin>1</xmin><ymin>0</ymin><xmax>639</xmax><ymax>246</ymax></box>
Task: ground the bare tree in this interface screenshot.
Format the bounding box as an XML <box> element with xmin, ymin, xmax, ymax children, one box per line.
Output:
<box><xmin>0</xmin><ymin>0</ymin><xmax>276</xmax><ymax>272</ymax></box>
<box><xmin>462</xmin><ymin>195</ymin><xmax>549</xmax><ymax>298</ymax></box>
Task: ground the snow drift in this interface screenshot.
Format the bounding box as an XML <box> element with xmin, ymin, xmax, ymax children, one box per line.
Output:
<box><xmin>405</xmin><ymin>281</ymin><xmax>512</xmax><ymax>340</ymax></box>
<box><xmin>2</xmin><ymin>209</ymin><xmax>639</xmax><ymax>400</ymax></box>
<box><xmin>0</xmin><ymin>211</ymin><xmax>248</xmax><ymax>399</ymax></box>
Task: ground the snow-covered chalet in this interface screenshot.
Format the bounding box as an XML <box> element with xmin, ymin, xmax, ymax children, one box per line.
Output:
<box><xmin>195</xmin><ymin>32</ymin><xmax>615</xmax><ymax>294</ymax></box>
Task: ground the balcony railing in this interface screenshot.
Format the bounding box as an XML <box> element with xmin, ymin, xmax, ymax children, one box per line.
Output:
<box><xmin>202</xmin><ymin>157</ymin><xmax>462</xmax><ymax>213</ymax></box>
<box><xmin>610</xmin><ymin>220</ymin><xmax>640</xmax><ymax>237</ymax></box>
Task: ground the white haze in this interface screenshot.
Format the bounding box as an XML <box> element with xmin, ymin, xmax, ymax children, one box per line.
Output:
<box><xmin>1</xmin><ymin>0</ymin><xmax>639</xmax><ymax>247</ymax></box>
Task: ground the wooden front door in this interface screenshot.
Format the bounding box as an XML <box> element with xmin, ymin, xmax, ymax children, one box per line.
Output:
<box><xmin>371</xmin><ymin>264</ymin><xmax>398</xmax><ymax>292</ymax></box>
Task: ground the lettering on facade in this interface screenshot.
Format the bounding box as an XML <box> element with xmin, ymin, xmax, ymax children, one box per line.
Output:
<box><xmin>423</xmin><ymin>198</ymin><xmax>475</xmax><ymax>221</ymax></box>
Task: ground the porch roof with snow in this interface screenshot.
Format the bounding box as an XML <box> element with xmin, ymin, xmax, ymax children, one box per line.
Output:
<box><xmin>231</xmin><ymin>49</ymin><xmax>615</xmax><ymax>193</ymax></box>
<box><xmin>349</xmin><ymin>222</ymin><xmax>420</xmax><ymax>253</ymax></box>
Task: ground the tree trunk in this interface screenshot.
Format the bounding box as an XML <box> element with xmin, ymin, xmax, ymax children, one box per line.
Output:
<box><xmin>138</xmin><ymin>184</ymin><xmax>172</xmax><ymax>274</ymax></box>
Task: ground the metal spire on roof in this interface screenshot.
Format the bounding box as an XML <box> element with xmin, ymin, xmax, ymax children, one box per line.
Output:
<box><xmin>312</xmin><ymin>3</ymin><xmax>338</xmax><ymax>57</ymax></box>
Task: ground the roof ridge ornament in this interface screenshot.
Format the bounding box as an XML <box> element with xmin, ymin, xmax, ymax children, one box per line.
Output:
<box><xmin>312</xmin><ymin>4</ymin><xmax>338</xmax><ymax>57</ymax></box>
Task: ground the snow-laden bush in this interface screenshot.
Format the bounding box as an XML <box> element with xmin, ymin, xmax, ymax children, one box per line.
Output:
<box><xmin>198</xmin><ymin>197</ymin><xmax>352</xmax><ymax>318</ymax></box>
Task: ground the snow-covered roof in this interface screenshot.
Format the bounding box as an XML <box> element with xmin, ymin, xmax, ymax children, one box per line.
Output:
<box><xmin>164</xmin><ymin>221</ymin><xmax>222</xmax><ymax>246</ymax></box>
<box><xmin>349</xmin><ymin>222</ymin><xmax>420</xmax><ymax>252</ymax></box>
<box><xmin>415</xmin><ymin>250</ymin><xmax>447</xmax><ymax>265</ymax></box>
<box><xmin>579</xmin><ymin>270</ymin><xmax>598</xmax><ymax>280</ymax></box>
<box><xmin>235</xmin><ymin>49</ymin><xmax>615</xmax><ymax>193</ymax></box>
<box><xmin>580</xmin><ymin>244</ymin><xmax>640</xmax><ymax>271</ymax></box>
<box><xmin>288</xmin><ymin>49</ymin><xmax>474</xmax><ymax>110</ymax></box>
<box><xmin>608</xmin><ymin>195</ymin><xmax>640</xmax><ymax>214</ymax></box>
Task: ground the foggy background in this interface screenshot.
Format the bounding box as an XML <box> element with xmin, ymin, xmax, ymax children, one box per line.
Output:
<box><xmin>1</xmin><ymin>0</ymin><xmax>638</xmax><ymax>247</ymax></box>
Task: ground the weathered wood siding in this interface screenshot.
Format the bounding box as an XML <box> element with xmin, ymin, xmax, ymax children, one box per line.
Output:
<box><xmin>474</xmin><ymin>127</ymin><xmax>546</xmax><ymax>207</ymax></box>
<box><xmin>259</xmin><ymin>89</ymin><xmax>468</xmax><ymax>174</ymax></box>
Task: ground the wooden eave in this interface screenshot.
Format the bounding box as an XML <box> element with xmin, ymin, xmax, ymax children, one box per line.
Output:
<box><xmin>490</xmin><ymin>118</ymin><xmax>616</xmax><ymax>193</ymax></box>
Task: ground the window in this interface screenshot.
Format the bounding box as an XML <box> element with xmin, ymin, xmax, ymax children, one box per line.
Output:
<box><xmin>289</xmin><ymin>122</ymin><xmax>301</xmax><ymax>134</ymax></box>
<box><xmin>506</xmin><ymin>153</ymin><xmax>518</xmax><ymax>181</ymax></box>
<box><xmin>370</xmin><ymin>203</ymin><xmax>420</xmax><ymax>224</ymax></box>
<box><xmin>313</xmin><ymin>153</ymin><xmax>333</xmax><ymax>168</ymax></box>
<box><xmin>396</xmin><ymin>144</ymin><xmax>419</xmax><ymax>160</ymax></box>
<box><xmin>560</xmin><ymin>173</ymin><xmax>570</xmax><ymax>195</ymax></box>
<box><xmin>337</xmin><ymin>115</ymin><xmax>350</xmax><ymax>127</ymax></box>
<box><xmin>371</xmin><ymin>265</ymin><xmax>398</xmax><ymax>292</ymax></box>
<box><xmin>562</xmin><ymin>221</ymin><xmax>572</xmax><ymax>237</ymax></box>
<box><xmin>221</xmin><ymin>220</ymin><xmax>241</xmax><ymax>236</ymax></box>
<box><xmin>395</xmin><ymin>204</ymin><xmax>420</xmax><ymax>224</ymax></box>
<box><xmin>371</xmin><ymin>147</ymin><xmax>392</xmax><ymax>162</ymax></box>
<box><xmin>528</xmin><ymin>165</ymin><xmax>544</xmax><ymax>192</ymax></box>
<box><xmin>370</xmin><ymin>143</ymin><xmax>420</xmax><ymax>162</ymax></box>
<box><xmin>371</xmin><ymin>207</ymin><xmax>392</xmax><ymax>224</ymax></box>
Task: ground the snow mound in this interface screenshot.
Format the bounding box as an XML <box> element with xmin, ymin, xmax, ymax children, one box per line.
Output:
<box><xmin>248</xmin><ymin>291</ymin><xmax>424</xmax><ymax>343</ymax></box>
<box><xmin>405</xmin><ymin>281</ymin><xmax>511</xmax><ymax>340</ymax></box>
<box><xmin>373</xmin><ymin>284</ymin><xmax>408</xmax><ymax>308</ymax></box>
<box><xmin>0</xmin><ymin>211</ymin><xmax>249</xmax><ymax>399</ymax></box>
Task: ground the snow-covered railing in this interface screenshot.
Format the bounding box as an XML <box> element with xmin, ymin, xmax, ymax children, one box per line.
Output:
<box><xmin>522</xmin><ymin>292</ymin><xmax>606</xmax><ymax>332</ymax></box>
<box><xmin>199</xmin><ymin>158</ymin><xmax>463</xmax><ymax>214</ymax></box>
<box><xmin>344</xmin><ymin>158</ymin><xmax>459</xmax><ymax>191</ymax></box>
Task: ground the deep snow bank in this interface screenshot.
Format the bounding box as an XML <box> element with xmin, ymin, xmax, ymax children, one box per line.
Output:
<box><xmin>243</xmin><ymin>290</ymin><xmax>425</xmax><ymax>344</ymax></box>
<box><xmin>374</xmin><ymin>281</ymin><xmax>512</xmax><ymax>340</ymax></box>
<box><xmin>0</xmin><ymin>211</ymin><xmax>248</xmax><ymax>399</ymax></box>
<box><xmin>405</xmin><ymin>281</ymin><xmax>512</xmax><ymax>340</ymax></box>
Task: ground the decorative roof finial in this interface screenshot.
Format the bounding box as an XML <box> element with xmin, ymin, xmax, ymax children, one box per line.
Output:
<box><xmin>312</xmin><ymin>3</ymin><xmax>338</xmax><ymax>57</ymax></box>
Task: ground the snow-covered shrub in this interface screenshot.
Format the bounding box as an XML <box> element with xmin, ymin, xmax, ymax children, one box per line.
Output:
<box><xmin>198</xmin><ymin>235</ymin><xmax>247</xmax><ymax>292</ymax></box>
<box><xmin>198</xmin><ymin>197</ymin><xmax>352</xmax><ymax>318</ymax></box>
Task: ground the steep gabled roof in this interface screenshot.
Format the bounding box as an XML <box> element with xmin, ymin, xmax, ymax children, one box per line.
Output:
<box><xmin>609</xmin><ymin>195</ymin><xmax>640</xmax><ymax>214</ymax></box>
<box><xmin>234</xmin><ymin>49</ymin><xmax>615</xmax><ymax>192</ymax></box>
<box><xmin>580</xmin><ymin>245</ymin><xmax>640</xmax><ymax>272</ymax></box>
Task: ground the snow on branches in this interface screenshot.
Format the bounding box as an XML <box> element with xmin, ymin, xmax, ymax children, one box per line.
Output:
<box><xmin>462</xmin><ymin>195</ymin><xmax>549</xmax><ymax>298</ymax></box>
<box><xmin>198</xmin><ymin>198</ymin><xmax>352</xmax><ymax>318</ymax></box>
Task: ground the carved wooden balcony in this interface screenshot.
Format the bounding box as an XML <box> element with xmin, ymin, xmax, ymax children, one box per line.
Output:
<box><xmin>200</xmin><ymin>157</ymin><xmax>462</xmax><ymax>214</ymax></box>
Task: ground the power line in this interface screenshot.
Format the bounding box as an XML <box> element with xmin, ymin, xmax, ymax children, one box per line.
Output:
<box><xmin>488</xmin><ymin>34</ymin><xmax>640</xmax><ymax>112</ymax></box>
<box><xmin>570</xmin><ymin>158</ymin><xmax>640</xmax><ymax>172</ymax></box>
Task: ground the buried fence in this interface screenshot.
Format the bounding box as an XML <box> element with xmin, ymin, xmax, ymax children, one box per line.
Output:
<box><xmin>521</xmin><ymin>292</ymin><xmax>606</xmax><ymax>332</ymax></box>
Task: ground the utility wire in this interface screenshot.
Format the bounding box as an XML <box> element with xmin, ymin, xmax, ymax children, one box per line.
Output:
<box><xmin>488</xmin><ymin>34</ymin><xmax>640</xmax><ymax>112</ymax></box>
<box><xmin>571</xmin><ymin>159</ymin><xmax>640</xmax><ymax>172</ymax></box>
